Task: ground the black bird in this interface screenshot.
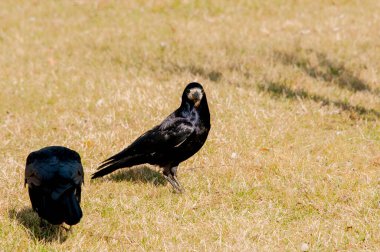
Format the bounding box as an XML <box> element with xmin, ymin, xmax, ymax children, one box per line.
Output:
<box><xmin>91</xmin><ymin>82</ymin><xmax>211</xmax><ymax>192</ymax></box>
<box><xmin>25</xmin><ymin>146</ymin><xmax>84</xmax><ymax>226</ymax></box>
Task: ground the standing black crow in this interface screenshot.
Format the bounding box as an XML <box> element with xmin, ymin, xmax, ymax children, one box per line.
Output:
<box><xmin>25</xmin><ymin>146</ymin><xmax>84</xmax><ymax>226</ymax></box>
<box><xmin>91</xmin><ymin>82</ymin><xmax>211</xmax><ymax>192</ymax></box>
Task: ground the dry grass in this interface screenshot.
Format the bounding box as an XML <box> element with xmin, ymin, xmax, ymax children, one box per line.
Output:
<box><xmin>1</xmin><ymin>0</ymin><xmax>380</xmax><ymax>251</ymax></box>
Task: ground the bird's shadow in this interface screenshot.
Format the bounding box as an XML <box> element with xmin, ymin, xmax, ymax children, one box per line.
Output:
<box><xmin>108</xmin><ymin>166</ymin><xmax>167</xmax><ymax>186</ymax></box>
<box><xmin>167</xmin><ymin>63</ymin><xmax>223</xmax><ymax>82</ymax></box>
<box><xmin>258</xmin><ymin>81</ymin><xmax>380</xmax><ymax>119</ymax></box>
<box><xmin>8</xmin><ymin>207</ymin><xmax>68</xmax><ymax>243</ymax></box>
<box><xmin>256</xmin><ymin>48</ymin><xmax>380</xmax><ymax>120</ymax></box>
<box><xmin>274</xmin><ymin>49</ymin><xmax>378</xmax><ymax>94</ymax></box>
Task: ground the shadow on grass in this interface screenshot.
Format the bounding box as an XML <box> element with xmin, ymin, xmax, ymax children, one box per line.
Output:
<box><xmin>8</xmin><ymin>208</ymin><xmax>68</xmax><ymax>243</ymax></box>
<box><xmin>274</xmin><ymin>49</ymin><xmax>379</xmax><ymax>94</ymax></box>
<box><xmin>258</xmin><ymin>82</ymin><xmax>380</xmax><ymax>119</ymax></box>
<box><xmin>108</xmin><ymin>166</ymin><xmax>167</xmax><ymax>186</ymax></box>
<box><xmin>168</xmin><ymin>63</ymin><xmax>223</xmax><ymax>82</ymax></box>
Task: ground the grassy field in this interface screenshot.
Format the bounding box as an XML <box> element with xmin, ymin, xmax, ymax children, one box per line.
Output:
<box><xmin>1</xmin><ymin>0</ymin><xmax>380</xmax><ymax>251</ymax></box>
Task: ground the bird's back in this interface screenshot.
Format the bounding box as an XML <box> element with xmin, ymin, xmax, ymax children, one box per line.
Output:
<box><xmin>25</xmin><ymin>146</ymin><xmax>84</xmax><ymax>225</ymax></box>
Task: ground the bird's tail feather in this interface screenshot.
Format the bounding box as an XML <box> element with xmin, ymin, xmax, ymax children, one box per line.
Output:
<box><xmin>91</xmin><ymin>162</ymin><xmax>124</xmax><ymax>179</ymax></box>
<box><xmin>62</xmin><ymin>190</ymin><xmax>83</xmax><ymax>225</ymax></box>
<box><xmin>32</xmin><ymin>189</ymin><xmax>82</xmax><ymax>225</ymax></box>
<box><xmin>92</xmin><ymin>155</ymin><xmax>146</xmax><ymax>179</ymax></box>
<box><xmin>97</xmin><ymin>158</ymin><xmax>117</xmax><ymax>170</ymax></box>
<box><xmin>98</xmin><ymin>149</ymin><xmax>133</xmax><ymax>168</ymax></box>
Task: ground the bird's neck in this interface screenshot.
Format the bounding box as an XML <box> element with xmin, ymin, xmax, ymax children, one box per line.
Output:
<box><xmin>179</xmin><ymin>101</ymin><xmax>210</xmax><ymax>125</ymax></box>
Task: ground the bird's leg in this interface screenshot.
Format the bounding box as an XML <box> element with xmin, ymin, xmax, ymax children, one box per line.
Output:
<box><xmin>163</xmin><ymin>167</ymin><xmax>182</xmax><ymax>193</ymax></box>
<box><xmin>171</xmin><ymin>166</ymin><xmax>183</xmax><ymax>191</ymax></box>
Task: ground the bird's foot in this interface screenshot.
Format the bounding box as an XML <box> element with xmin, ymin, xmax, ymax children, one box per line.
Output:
<box><xmin>173</xmin><ymin>175</ymin><xmax>184</xmax><ymax>192</ymax></box>
<box><xmin>164</xmin><ymin>174</ymin><xmax>183</xmax><ymax>193</ymax></box>
<box><xmin>60</xmin><ymin>223</ymin><xmax>72</xmax><ymax>232</ymax></box>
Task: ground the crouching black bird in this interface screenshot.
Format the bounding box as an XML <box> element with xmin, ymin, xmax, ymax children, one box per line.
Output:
<box><xmin>25</xmin><ymin>146</ymin><xmax>84</xmax><ymax>227</ymax></box>
<box><xmin>91</xmin><ymin>82</ymin><xmax>211</xmax><ymax>192</ymax></box>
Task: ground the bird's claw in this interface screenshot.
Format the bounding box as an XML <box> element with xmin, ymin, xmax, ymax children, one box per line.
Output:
<box><xmin>164</xmin><ymin>175</ymin><xmax>184</xmax><ymax>193</ymax></box>
<box><xmin>60</xmin><ymin>223</ymin><xmax>71</xmax><ymax>231</ymax></box>
<box><xmin>173</xmin><ymin>176</ymin><xmax>184</xmax><ymax>192</ymax></box>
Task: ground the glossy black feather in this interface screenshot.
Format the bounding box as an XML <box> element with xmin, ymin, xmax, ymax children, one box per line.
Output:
<box><xmin>91</xmin><ymin>82</ymin><xmax>211</xmax><ymax>183</ymax></box>
<box><xmin>25</xmin><ymin>146</ymin><xmax>84</xmax><ymax>225</ymax></box>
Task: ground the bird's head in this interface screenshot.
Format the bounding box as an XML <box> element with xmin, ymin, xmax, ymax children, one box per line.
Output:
<box><xmin>182</xmin><ymin>82</ymin><xmax>205</xmax><ymax>108</ymax></box>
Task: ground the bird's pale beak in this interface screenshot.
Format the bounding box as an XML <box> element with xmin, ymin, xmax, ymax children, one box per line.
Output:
<box><xmin>188</xmin><ymin>88</ymin><xmax>203</xmax><ymax>100</ymax></box>
<box><xmin>192</xmin><ymin>91</ymin><xmax>200</xmax><ymax>101</ymax></box>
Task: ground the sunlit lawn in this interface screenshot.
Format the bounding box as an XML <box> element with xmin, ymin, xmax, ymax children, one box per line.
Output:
<box><xmin>0</xmin><ymin>0</ymin><xmax>379</xmax><ymax>250</ymax></box>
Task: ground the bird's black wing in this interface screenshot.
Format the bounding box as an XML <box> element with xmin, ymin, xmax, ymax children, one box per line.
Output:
<box><xmin>131</xmin><ymin>117</ymin><xmax>194</xmax><ymax>152</ymax></box>
<box><xmin>53</xmin><ymin>160</ymin><xmax>84</xmax><ymax>200</ymax></box>
<box><xmin>92</xmin><ymin>117</ymin><xmax>194</xmax><ymax>178</ymax></box>
<box><xmin>24</xmin><ymin>151</ymin><xmax>55</xmax><ymax>188</ymax></box>
<box><xmin>25</xmin><ymin>161</ymin><xmax>42</xmax><ymax>188</ymax></box>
